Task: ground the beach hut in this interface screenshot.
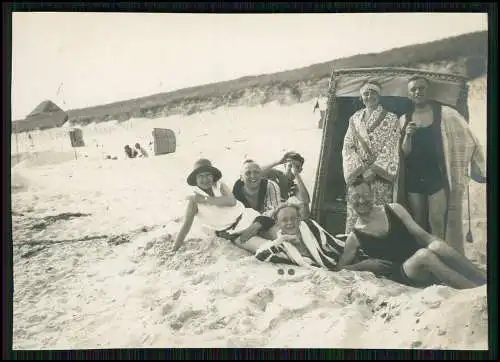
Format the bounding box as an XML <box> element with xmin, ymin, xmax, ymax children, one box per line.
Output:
<box><xmin>152</xmin><ymin>128</ymin><xmax>176</xmax><ymax>156</ymax></box>
<box><xmin>69</xmin><ymin>128</ymin><xmax>85</xmax><ymax>147</ymax></box>
<box><xmin>311</xmin><ymin>67</ymin><xmax>470</xmax><ymax>236</ymax></box>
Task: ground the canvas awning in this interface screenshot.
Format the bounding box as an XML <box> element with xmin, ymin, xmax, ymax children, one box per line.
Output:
<box><xmin>332</xmin><ymin>67</ymin><xmax>468</xmax><ymax>109</ymax></box>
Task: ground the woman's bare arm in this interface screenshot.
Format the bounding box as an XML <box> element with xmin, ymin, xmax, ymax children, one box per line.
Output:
<box><xmin>293</xmin><ymin>171</ymin><xmax>311</xmax><ymax>205</ymax></box>
<box><xmin>172</xmin><ymin>200</ymin><xmax>197</xmax><ymax>251</ymax></box>
<box><xmin>338</xmin><ymin>233</ymin><xmax>360</xmax><ymax>268</ymax></box>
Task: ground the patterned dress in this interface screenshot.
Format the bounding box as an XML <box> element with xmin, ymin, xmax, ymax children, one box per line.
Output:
<box><xmin>342</xmin><ymin>105</ymin><xmax>401</xmax><ymax>233</ymax></box>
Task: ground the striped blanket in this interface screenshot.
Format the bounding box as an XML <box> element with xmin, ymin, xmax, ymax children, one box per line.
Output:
<box><xmin>255</xmin><ymin>219</ymin><xmax>345</xmax><ymax>271</ymax></box>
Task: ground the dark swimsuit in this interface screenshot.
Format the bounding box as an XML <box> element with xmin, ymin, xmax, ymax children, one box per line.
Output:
<box><xmin>404</xmin><ymin>106</ymin><xmax>447</xmax><ymax>195</ymax></box>
<box><xmin>353</xmin><ymin>205</ymin><xmax>432</xmax><ymax>287</ymax></box>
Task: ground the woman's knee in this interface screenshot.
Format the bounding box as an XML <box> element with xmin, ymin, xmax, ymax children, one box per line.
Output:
<box><xmin>410</xmin><ymin>248</ymin><xmax>435</xmax><ymax>266</ymax></box>
<box><xmin>428</xmin><ymin>240</ymin><xmax>448</xmax><ymax>254</ymax></box>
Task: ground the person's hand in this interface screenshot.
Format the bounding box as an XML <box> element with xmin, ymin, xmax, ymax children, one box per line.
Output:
<box><xmin>169</xmin><ymin>243</ymin><xmax>181</xmax><ymax>254</ymax></box>
<box><xmin>364</xmin><ymin>259</ymin><xmax>394</xmax><ymax>275</ymax></box>
<box><xmin>363</xmin><ymin>168</ymin><xmax>376</xmax><ymax>182</ymax></box>
<box><xmin>238</xmin><ymin>224</ymin><xmax>260</xmax><ymax>244</ymax></box>
<box><xmin>405</xmin><ymin>121</ymin><xmax>417</xmax><ymax>136</ymax></box>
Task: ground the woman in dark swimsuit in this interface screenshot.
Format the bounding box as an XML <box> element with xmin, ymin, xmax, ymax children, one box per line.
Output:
<box><xmin>338</xmin><ymin>179</ymin><xmax>487</xmax><ymax>289</ymax></box>
<box><xmin>400</xmin><ymin>77</ymin><xmax>448</xmax><ymax>239</ymax></box>
<box><xmin>352</xmin><ymin>204</ymin><xmax>430</xmax><ymax>287</ymax></box>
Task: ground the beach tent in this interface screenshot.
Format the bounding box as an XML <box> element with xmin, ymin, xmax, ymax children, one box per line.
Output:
<box><xmin>152</xmin><ymin>128</ymin><xmax>176</xmax><ymax>156</ymax></box>
<box><xmin>310</xmin><ymin>67</ymin><xmax>470</xmax><ymax>236</ymax></box>
<box><xmin>27</xmin><ymin>100</ymin><xmax>63</xmax><ymax>117</ymax></box>
<box><xmin>69</xmin><ymin>128</ymin><xmax>85</xmax><ymax>147</ymax></box>
<box><xmin>13</xmin><ymin>100</ymin><xmax>68</xmax><ymax>133</ymax></box>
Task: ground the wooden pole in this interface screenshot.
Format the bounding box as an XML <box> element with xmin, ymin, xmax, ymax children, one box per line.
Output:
<box><xmin>311</xmin><ymin>65</ymin><xmax>337</xmax><ymax>224</ymax></box>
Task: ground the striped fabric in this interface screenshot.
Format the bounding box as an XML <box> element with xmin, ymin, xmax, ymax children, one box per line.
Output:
<box><xmin>262</xmin><ymin>179</ymin><xmax>281</xmax><ymax>217</ymax></box>
<box><xmin>255</xmin><ymin>219</ymin><xmax>345</xmax><ymax>271</ymax></box>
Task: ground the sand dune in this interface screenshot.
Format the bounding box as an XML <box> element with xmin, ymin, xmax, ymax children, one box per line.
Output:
<box><xmin>11</xmin><ymin>76</ymin><xmax>488</xmax><ymax>350</ymax></box>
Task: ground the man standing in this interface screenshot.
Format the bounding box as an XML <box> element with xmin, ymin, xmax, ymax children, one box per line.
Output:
<box><xmin>395</xmin><ymin>76</ymin><xmax>486</xmax><ymax>255</ymax></box>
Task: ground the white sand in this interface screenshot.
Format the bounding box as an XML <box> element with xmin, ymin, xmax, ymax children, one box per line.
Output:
<box><xmin>11</xmin><ymin>77</ymin><xmax>488</xmax><ymax>350</ymax></box>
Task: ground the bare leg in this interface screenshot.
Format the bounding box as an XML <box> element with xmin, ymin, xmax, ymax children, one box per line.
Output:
<box><xmin>407</xmin><ymin>193</ymin><xmax>427</xmax><ymax>230</ymax></box>
<box><xmin>427</xmin><ymin>188</ymin><xmax>447</xmax><ymax>240</ymax></box>
<box><xmin>233</xmin><ymin>235</ymin><xmax>271</xmax><ymax>254</ymax></box>
<box><xmin>428</xmin><ymin>241</ymin><xmax>487</xmax><ymax>285</ymax></box>
<box><xmin>403</xmin><ymin>249</ymin><xmax>478</xmax><ymax>289</ymax></box>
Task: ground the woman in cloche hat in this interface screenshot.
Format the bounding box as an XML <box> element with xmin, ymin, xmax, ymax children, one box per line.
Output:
<box><xmin>172</xmin><ymin>158</ymin><xmax>273</xmax><ymax>253</ymax></box>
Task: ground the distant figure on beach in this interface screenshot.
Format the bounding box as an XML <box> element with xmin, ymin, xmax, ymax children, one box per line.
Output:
<box><xmin>262</xmin><ymin>151</ymin><xmax>311</xmax><ymax>219</ymax></box>
<box><xmin>232</xmin><ymin>159</ymin><xmax>282</xmax><ymax>243</ymax></box>
<box><xmin>338</xmin><ymin>178</ymin><xmax>487</xmax><ymax>289</ymax></box>
<box><xmin>172</xmin><ymin>159</ymin><xmax>275</xmax><ymax>253</ymax></box>
<box><xmin>135</xmin><ymin>142</ymin><xmax>149</xmax><ymax>158</ymax></box>
<box><xmin>254</xmin><ymin>203</ymin><xmax>345</xmax><ymax>270</ymax></box>
<box><xmin>395</xmin><ymin>76</ymin><xmax>486</xmax><ymax>255</ymax></box>
<box><xmin>342</xmin><ymin>80</ymin><xmax>401</xmax><ymax>235</ymax></box>
<box><xmin>124</xmin><ymin>145</ymin><xmax>138</xmax><ymax>159</ymax></box>
<box><xmin>313</xmin><ymin>100</ymin><xmax>320</xmax><ymax>113</ymax></box>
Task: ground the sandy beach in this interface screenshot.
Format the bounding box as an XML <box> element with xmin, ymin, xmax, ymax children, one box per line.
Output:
<box><xmin>11</xmin><ymin>76</ymin><xmax>488</xmax><ymax>350</ymax></box>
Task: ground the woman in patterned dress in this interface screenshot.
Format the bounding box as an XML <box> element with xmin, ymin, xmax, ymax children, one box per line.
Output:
<box><xmin>342</xmin><ymin>80</ymin><xmax>402</xmax><ymax>233</ymax></box>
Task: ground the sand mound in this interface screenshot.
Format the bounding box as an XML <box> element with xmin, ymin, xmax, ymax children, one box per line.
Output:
<box><xmin>12</xmin><ymin>229</ymin><xmax>488</xmax><ymax>350</ymax></box>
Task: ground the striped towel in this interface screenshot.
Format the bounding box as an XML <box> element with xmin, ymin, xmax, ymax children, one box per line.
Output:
<box><xmin>255</xmin><ymin>219</ymin><xmax>345</xmax><ymax>271</ymax></box>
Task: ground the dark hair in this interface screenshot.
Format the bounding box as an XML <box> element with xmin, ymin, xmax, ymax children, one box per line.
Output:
<box><xmin>285</xmin><ymin>152</ymin><xmax>305</xmax><ymax>166</ymax></box>
<box><xmin>243</xmin><ymin>159</ymin><xmax>255</xmax><ymax>164</ymax></box>
<box><xmin>408</xmin><ymin>75</ymin><xmax>430</xmax><ymax>85</ymax></box>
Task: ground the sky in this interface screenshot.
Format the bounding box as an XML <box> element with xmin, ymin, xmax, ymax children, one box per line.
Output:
<box><xmin>11</xmin><ymin>12</ymin><xmax>487</xmax><ymax>120</ymax></box>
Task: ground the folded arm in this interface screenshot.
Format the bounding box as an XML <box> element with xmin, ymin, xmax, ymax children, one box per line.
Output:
<box><xmin>203</xmin><ymin>182</ymin><xmax>237</xmax><ymax>207</ymax></box>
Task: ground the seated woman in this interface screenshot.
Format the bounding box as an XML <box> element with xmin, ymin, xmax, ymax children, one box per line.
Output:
<box><xmin>337</xmin><ymin>178</ymin><xmax>487</xmax><ymax>289</ymax></box>
<box><xmin>232</xmin><ymin>159</ymin><xmax>282</xmax><ymax>242</ymax></box>
<box><xmin>172</xmin><ymin>159</ymin><xmax>277</xmax><ymax>252</ymax></box>
<box><xmin>254</xmin><ymin>203</ymin><xmax>345</xmax><ymax>271</ymax></box>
